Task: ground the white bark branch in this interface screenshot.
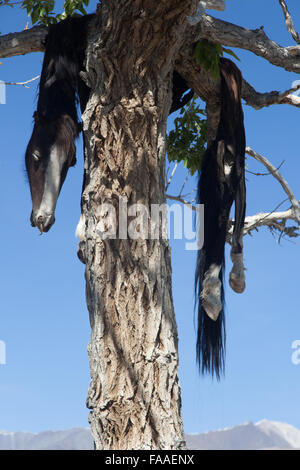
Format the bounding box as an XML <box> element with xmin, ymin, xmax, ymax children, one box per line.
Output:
<box><xmin>201</xmin><ymin>0</ymin><xmax>226</xmax><ymax>10</ymax></box>
<box><xmin>246</xmin><ymin>146</ymin><xmax>300</xmax><ymax>225</ymax></box>
<box><xmin>278</xmin><ymin>0</ymin><xmax>300</xmax><ymax>45</ymax></box>
<box><xmin>3</xmin><ymin>75</ymin><xmax>40</xmax><ymax>88</ymax></box>
<box><xmin>179</xmin><ymin>171</ymin><xmax>189</xmax><ymax>197</ymax></box>
<box><xmin>165</xmin><ymin>162</ymin><xmax>178</xmax><ymax>191</ymax></box>
<box><xmin>240</xmin><ymin>208</ymin><xmax>300</xmax><ymax>239</ymax></box>
<box><xmin>187</xmin><ymin>0</ymin><xmax>225</xmax><ymax>25</ymax></box>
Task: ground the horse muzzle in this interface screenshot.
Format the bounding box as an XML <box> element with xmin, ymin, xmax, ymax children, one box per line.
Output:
<box><xmin>31</xmin><ymin>211</ymin><xmax>55</xmax><ymax>233</ymax></box>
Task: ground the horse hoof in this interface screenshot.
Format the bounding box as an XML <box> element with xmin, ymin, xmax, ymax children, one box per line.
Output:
<box><xmin>229</xmin><ymin>273</ymin><xmax>245</xmax><ymax>293</ymax></box>
<box><xmin>202</xmin><ymin>297</ymin><xmax>222</xmax><ymax>321</ymax></box>
<box><xmin>201</xmin><ymin>277</ymin><xmax>222</xmax><ymax>321</ymax></box>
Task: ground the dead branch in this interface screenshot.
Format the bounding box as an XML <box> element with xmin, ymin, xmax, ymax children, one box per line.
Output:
<box><xmin>166</xmin><ymin>194</ymin><xmax>197</xmax><ymax>211</ymax></box>
<box><xmin>242</xmin><ymin>78</ymin><xmax>300</xmax><ymax>109</ymax></box>
<box><xmin>3</xmin><ymin>75</ymin><xmax>40</xmax><ymax>88</ymax></box>
<box><xmin>278</xmin><ymin>0</ymin><xmax>300</xmax><ymax>45</ymax></box>
<box><xmin>246</xmin><ymin>146</ymin><xmax>300</xmax><ymax>224</ymax></box>
<box><xmin>0</xmin><ymin>25</ymin><xmax>46</xmax><ymax>58</ymax></box>
<box><xmin>186</xmin><ymin>14</ymin><xmax>300</xmax><ymax>74</ymax></box>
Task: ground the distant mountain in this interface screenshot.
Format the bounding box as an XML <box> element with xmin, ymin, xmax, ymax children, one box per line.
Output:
<box><xmin>1</xmin><ymin>420</ymin><xmax>300</xmax><ymax>450</ymax></box>
<box><xmin>0</xmin><ymin>428</ymin><xmax>93</xmax><ymax>450</ymax></box>
<box><xmin>186</xmin><ymin>420</ymin><xmax>300</xmax><ymax>450</ymax></box>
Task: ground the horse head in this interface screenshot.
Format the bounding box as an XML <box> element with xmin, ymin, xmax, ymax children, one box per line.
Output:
<box><xmin>25</xmin><ymin>111</ymin><xmax>79</xmax><ymax>232</ymax></box>
<box><xmin>24</xmin><ymin>13</ymin><xmax>91</xmax><ymax>233</ymax></box>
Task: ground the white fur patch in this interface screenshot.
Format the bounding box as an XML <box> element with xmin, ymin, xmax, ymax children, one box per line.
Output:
<box><xmin>75</xmin><ymin>213</ymin><xmax>86</xmax><ymax>241</ymax></box>
<box><xmin>206</xmin><ymin>263</ymin><xmax>221</xmax><ymax>279</ymax></box>
<box><xmin>38</xmin><ymin>145</ymin><xmax>63</xmax><ymax>217</ymax></box>
<box><xmin>224</xmin><ymin>163</ymin><xmax>232</xmax><ymax>177</ymax></box>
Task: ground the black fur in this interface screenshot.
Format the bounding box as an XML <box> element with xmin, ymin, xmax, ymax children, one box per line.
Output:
<box><xmin>37</xmin><ymin>14</ymin><xmax>93</xmax><ymax>120</ymax></box>
<box><xmin>25</xmin><ymin>15</ymin><xmax>93</xmax><ymax>232</ymax></box>
<box><xmin>170</xmin><ymin>71</ymin><xmax>194</xmax><ymax>114</ymax></box>
<box><xmin>195</xmin><ymin>58</ymin><xmax>246</xmax><ymax>378</ymax></box>
<box><xmin>26</xmin><ymin>14</ymin><xmax>93</xmax><ymax>167</ymax></box>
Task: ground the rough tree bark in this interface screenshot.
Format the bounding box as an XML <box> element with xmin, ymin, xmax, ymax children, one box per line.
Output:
<box><xmin>77</xmin><ymin>1</ymin><xmax>198</xmax><ymax>450</ymax></box>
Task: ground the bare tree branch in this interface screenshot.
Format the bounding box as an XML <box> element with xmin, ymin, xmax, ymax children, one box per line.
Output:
<box><xmin>241</xmin><ymin>208</ymin><xmax>300</xmax><ymax>239</ymax></box>
<box><xmin>165</xmin><ymin>162</ymin><xmax>179</xmax><ymax>191</ymax></box>
<box><xmin>0</xmin><ymin>25</ymin><xmax>46</xmax><ymax>58</ymax></box>
<box><xmin>166</xmin><ymin>194</ymin><xmax>197</xmax><ymax>211</ymax></box>
<box><xmin>201</xmin><ymin>0</ymin><xmax>225</xmax><ymax>10</ymax></box>
<box><xmin>246</xmin><ymin>160</ymin><xmax>285</xmax><ymax>177</ymax></box>
<box><xmin>186</xmin><ymin>14</ymin><xmax>300</xmax><ymax>73</ymax></box>
<box><xmin>246</xmin><ymin>146</ymin><xmax>300</xmax><ymax>224</ymax></box>
<box><xmin>3</xmin><ymin>75</ymin><xmax>40</xmax><ymax>88</ymax></box>
<box><xmin>179</xmin><ymin>171</ymin><xmax>189</xmax><ymax>197</ymax></box>
<box><xmin>229</xmin><ymin>146</ymin><xmax>300</xmax><ymax>241</ymax></box>
<box><xmin>187</xmin><ymin>0</ymin><xmax>225</xmax><ymax>25</ymax></box>
<box><xmin>278</xmin><ymin>0</ymin><xmax>300</xmax><ymax>45</ymax></box>
<box><xmin>242</xmin><ymin>78</ymin><xmax>300</xmax><ymax>109</ymax></box>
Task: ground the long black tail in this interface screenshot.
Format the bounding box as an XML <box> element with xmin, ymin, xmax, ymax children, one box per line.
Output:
<box><xmin>195</xmin><ymin>141</ymin><xmax>228</xmax><ymax>379</ymax></box>
<box><xmin>195</xmin><ymin>58</ymin><xmax>245</xmax><ymax>378</ymax></box>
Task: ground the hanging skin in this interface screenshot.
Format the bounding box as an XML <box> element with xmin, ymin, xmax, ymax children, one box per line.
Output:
<box><xmin>195</xmin><ymin>57</ymin><xmax>246</xmax><ymax>377</ymax></box>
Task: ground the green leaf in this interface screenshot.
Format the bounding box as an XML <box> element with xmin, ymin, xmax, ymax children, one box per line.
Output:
<box><xmin>30</xmin><ymin>7</ymin><xmax>39</xmax><ymax>24</ymax></box>
<box><xmin>166</xmin><ymin>97</ymin><xmax>207</xmax><ymax>175</ymax></box>
<box><xmin>193</xmin><ymin>40</ymin><xmax>241</xmax><ymax>83</ymax></box>
<box><xmin>193</xmin><ymin>39</ymin><xmax>221</xmax><ymax>81</ymax></box>
<box><xmin>222</xmin><ymin>47</ymin><xmax>240</xmax><ymax>61</ymax></box>
<box><xmin>20</xmin><ymin>0</ymin><xmax>88</xmax><ymax>25</ymax></box>
<box><xmin>78</xmin><ymin>4</ymin><xmax>87</xmax><ymax>14</ymax></box>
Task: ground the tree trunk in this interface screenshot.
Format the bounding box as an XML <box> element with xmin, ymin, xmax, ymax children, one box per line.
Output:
<box><xmin>78</xmin><ymin>2</ymin><xmax>198</xmax><ymax>450</ymax></box>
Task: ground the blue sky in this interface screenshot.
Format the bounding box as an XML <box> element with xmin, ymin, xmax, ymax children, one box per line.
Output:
<box><xmin>0</xmin><ymin>0</ymin><xmax>300</xmax><ymax>435</ymax></box>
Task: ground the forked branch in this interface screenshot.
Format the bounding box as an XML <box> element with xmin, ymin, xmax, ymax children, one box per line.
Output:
<box><xmin>242</xmin><ymin>79</ymin><xmax>300</xmax><ymax>109</ymax></box>
<box><xmin>246</xmin><ymin>146</ymin><xmax>300</xmax><ymax>225</ymax></box>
